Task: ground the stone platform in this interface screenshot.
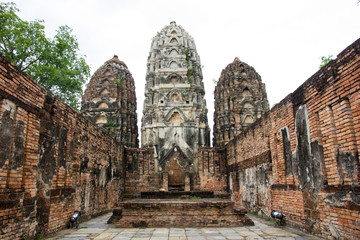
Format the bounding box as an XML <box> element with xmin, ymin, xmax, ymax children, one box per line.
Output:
<box><xmin>111</xmin><ymin>198</ymin><xmax>254</xmax><ymax>228</ymax></box>
<box><xmin>140</xmin><ymin>191</ymin><xmax>214</xmax><ymax>199</ymax></box>
<box><xmin>49</xmin><ymin>212</ymin><xmax>323</xmax><ymax>240</ymax></box>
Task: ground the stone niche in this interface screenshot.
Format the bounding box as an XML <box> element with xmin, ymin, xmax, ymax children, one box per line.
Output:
<box><xmin>160</xmin><ymin>146</ymin><xmax>193</xmax><ymax>191</ymax></box>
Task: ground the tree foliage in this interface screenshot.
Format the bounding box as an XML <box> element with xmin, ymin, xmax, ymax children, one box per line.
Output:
<box><xmin>319</xmin><ymin>55</ymin><xmax>334</xmax><ymax>69</ymax></box>
<box><xmin>0</xmin><ymin>2</ymin><xmax>90</xmax><ymax>110</ymax></box>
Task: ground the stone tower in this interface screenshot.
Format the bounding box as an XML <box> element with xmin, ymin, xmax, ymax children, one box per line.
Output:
<box><xmin>141</xmin><ymin>21</ymin><xmax>210</xmax><ymax>178</ymax></box>
<box><xmin>213</xmin><ymin>58</ymin><xmax>269</xmax><ymax>147</ymax></box>
<box><xmin>81</xmin><ymin>55</ymin><xmax>138</xmax><ymax>147</ymax></box>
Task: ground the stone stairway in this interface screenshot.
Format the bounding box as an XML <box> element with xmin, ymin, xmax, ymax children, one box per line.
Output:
<box><xmin>110</xmin><ymin>191</ymin><xmax>254</xmax><ymax>228</ymax></box>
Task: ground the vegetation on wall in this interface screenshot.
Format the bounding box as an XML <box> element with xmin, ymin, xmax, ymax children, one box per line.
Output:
<box><xmin>319</xmin><ymin>55</ymin><xmax>334</xmax><ymax>68</ymax></box>
<box><xmin>185</xmin><ymin>49</ymin><xmax>197</xmax><ymax>84</ymax></box>
<box><xmin>115</xmin><ymin>77</ymin><xmax>123</xmax><ymax>87</ymax></box>
<box><xmin>104</xmin><ymin>119</ymin><xmax>116</xmax><ymax>135</ymax></box>
<box><xmin>0</xmin><ymin>2</ymin><xmax>90</xmax><ymax>110</ymax></box>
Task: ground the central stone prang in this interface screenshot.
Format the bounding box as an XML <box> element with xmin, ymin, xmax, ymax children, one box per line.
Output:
<box><xmin>141</xmin><ymin>21</ymin><xmax>210</xmax><ymax>190</ymax></box>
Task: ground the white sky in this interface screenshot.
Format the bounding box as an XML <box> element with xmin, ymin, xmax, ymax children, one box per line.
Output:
<box><xmin>5</xmin><ymin>0</ymin><xmax>360</xmax><ymax>143</ymax></box>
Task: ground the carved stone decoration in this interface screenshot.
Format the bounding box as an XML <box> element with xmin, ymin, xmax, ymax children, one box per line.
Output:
<box><xmin>213</xmin><ymin>57</ymin><xmax>269</xmax><ymax>147</ymax></box>
<box><xmin>81</xmin><ymin>55</ymin><xmax>139</xmax><ymax>147</ymax></box>
<box><xmin>141</xmin><ymin>21</ymin><xmax>210</xmax><ymax>175</ymax></box>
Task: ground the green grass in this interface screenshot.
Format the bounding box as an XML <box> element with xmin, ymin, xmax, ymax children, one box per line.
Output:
<box><xmin>190</xmin><ymin>196</ymin><xmax>201</xmax><ymax>200</ymax></box>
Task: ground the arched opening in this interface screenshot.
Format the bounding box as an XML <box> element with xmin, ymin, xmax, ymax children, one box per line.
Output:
<box><xmin>243</xmin><ymin>88</ymin><xmax>251</xmax><ymax>97</ymax></box>
<box><xmin>241</xmin><ymin>79</ymin><xmax>248</xmax><ymax>85</ymax></box>
<box><xmin>171</xmin><ymin>30</ymin><xmax>177</xmax><ymax>34</ymax></box>
<box><xmin>244</xmin><ymin>102</ymin><xmax>253</xmax><ymax>108</ymax></box>
<box><xmin>98</xmin><ymin>102</ymin><xmax>109</xmax><ymax>109</ymax></box>
<box><xmin>170</xmin><ymin>49</ymin><xmax>179</xmax><ymax>56</ymax></box>
<box><xmin>100</xmin><ymin>89</ymin><xmax>110</xmax><ymax>97</ymax></box>
<box><xmin>170</xmin><ymin>76</ymin><xmax>179</xmax><ymax>84</ymax></box>
<box><xmin>102</xmin><ymin>80</ymin><xmax>110</xmax><ymax>85</ymax></box>
<box><xmin>170</xmin><ymin>61</ymin><xmax>178</xmax><ymax>68</ymax></box>
<box><xmin>168</xmin><ymin>112</ymin><xmax>184</xmax><ymax>123</ymax></box>
<box><xmin>170</xmin><ymin>93</ymin><xmax>181</xmax><ymax>102</ymax></box>
<box><xmin>103</xmin><ymin>69</ymin><xmax>112</xmax><ymax>76</ymax></box>
<box><xmin>95</xmin><ymin>115</ymin><xmax>107</xmax><ymax>124</ymax></box>
<box><xmin>166</xmin><ymin>156</ymin><xmax>184</xmax><ymax>190</ymax></box>
<box><xmin>170</xmin><ymin>38</ymin><xmax>178</xmax><ymax>44</ymax></box>
<box><xmin>244</xmin><ymin>115</ymin><xmax>254</xmax><ymax>124</ymax></box>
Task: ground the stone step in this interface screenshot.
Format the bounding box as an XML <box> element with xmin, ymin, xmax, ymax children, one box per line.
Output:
<box><xmin>140</xmin><ymin>190</ymin><xmax>215</xmax><ymax>199</ymax></box>
<box><xmin>111</xmin><ymin>198</ymin><xmax>254</xmax><ymax>228</ymax></box>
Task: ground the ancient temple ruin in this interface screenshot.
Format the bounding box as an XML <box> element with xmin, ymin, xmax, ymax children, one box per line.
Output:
<box><xmin>141</xmin><ymin>21</ymin><xmax>210</xmax><ymax>190</ymax></box>
<box><xmin>109</xmin><ymin>22</ymin><xmax>252</xmax><ymax>227</ymax></box>
<box><xmin>1</xmin><ymin>21</ymin><xmax>360</xmax><ymax>240</ymax></box>
<box><xmin>81</xmin><ymin>55</ymin><xmax>138</xmax><ymax>147</ymax></box>
<box><xmin>213</xmin><ymin>57</ymin><xmax>269</xmax><ymax>147</ymax></box>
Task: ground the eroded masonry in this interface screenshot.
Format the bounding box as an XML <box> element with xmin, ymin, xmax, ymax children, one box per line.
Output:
<box><xmin>0</xmin><ymin>22</ymin><xmax>359</xmax><ymax>239</ymax></box>
<box><xmin>140</xmin><ymin>21</ymin><xmax>210</xmax><ymax>191</ymax></box>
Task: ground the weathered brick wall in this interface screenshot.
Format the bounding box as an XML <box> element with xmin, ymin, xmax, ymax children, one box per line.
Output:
<box><xmin>271</xmin><ymin>185</ymin><xmax>305</xmax><ymax>225</ymax></box>
<box><xmin>1</xmin><ymin>34</ymin><xmax>359</xmax><ymax>239</ymax></box>
<box><xmin>114</xmin><ymin>199</ymin><xmax>252</xmax><ymax>227</ymax></box>
<box><xmin>123</xmin><ymin>147</ymin><xmax>228</xmax><ymax>196</ymax></box>
<box><xmin>81</xmin><ymin>56</ymin><xmax>139</xmax><ymax>148</ymax></box>
<box><xmin>0</xmin><ymin>54</ymin><xmax>124</xmax><ymax>239</ymax></box>
<box><xmin>124</xmin><ymin>147</ymin><xmax>161</xmax><ymax>197</ymax></box>
<box><xmin>196</xmin><ymin>147</ymin><xmax>227</xmax><ymax>195</ymax></box>
<box><xmin>226</xmin><ymin>38</ymin><xmax>360</xmax><ymax>239</ymax></box>
<box><xmin>226</xmin><ymin>115</ymin><xmax>273</xmax><ymax>213</ymax></box>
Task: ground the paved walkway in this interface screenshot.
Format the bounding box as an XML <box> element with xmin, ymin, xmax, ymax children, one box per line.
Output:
<box><xmin>47</xmin><ymin>213</ymin><xmax>322</xmax><ymax>240</ymax></box>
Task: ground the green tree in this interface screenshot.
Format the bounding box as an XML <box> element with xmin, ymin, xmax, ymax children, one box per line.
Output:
<box><xmin>0</xmin><ymin>2</ymin><xmax>90</xmax><ymax>110</ymax></box>
<box><xmin>319</xmin><ymin>55</ymin><xmax>334</xmax><ymax>69</ymax></box>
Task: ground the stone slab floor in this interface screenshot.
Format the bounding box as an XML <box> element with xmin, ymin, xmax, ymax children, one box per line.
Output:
<box><xmin>47</xmin><ymin>213</ymin><xmax>322</xmax><ymax>240</ymax></box>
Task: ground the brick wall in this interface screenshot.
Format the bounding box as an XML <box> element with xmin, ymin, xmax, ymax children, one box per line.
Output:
<box><xmin>0</xmin><ymin>54</ymin><xmax>124</xmax><ymax>239</ymax></box>
<box><xmin>197</xmin><ymin>147</ymin><xmax>228</xmax><ymax>195</ymax></box>
<box><xmin>226</xmin><ymin>38</ymin><xmax>360</xmax><ymax>238</ymax></box>
<box><xmin>1</xmin><ymin>36</ymin><xmax>360</xmax><ymax>239</ymax></box>
<box><xmin>124</xmin><ymin>147</ymin><xmax>161</xmax><ymax>197</ymax></box>
<box><xmin>271</xmin><ymin>185</ymin><xmax>305</xmax><ymax>226</ymax></box>
<box><xmin>123</xmin><ymin>146</ymin><xmax>229</xmax><ymax>196</ymax></box>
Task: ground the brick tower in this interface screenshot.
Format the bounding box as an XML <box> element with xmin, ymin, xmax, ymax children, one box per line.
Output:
<box><xmin>81</xmin><ymin>55</ymin><xmax>138</xmax><ymax>147</ymax></box>
<box><xmin>141</xmin><ymin>21</ymin><xmax>210</xmax><ymax>188</ymax></box>
<box><xmin>213</xmin><ymin>57</ymin><xmax>269</xmax><ymax>147</ymax></box>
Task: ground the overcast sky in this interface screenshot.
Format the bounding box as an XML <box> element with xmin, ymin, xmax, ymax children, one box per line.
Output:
<box><xmin>5</xmin><ymin>0</ymin><xmax>360</xmax><ymax>141</ymax></box>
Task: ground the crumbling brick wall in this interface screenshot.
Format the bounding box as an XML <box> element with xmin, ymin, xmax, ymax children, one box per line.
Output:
<box><xmin>196</xmin><ymin>147</ymin><xmax>228</xmax><ymax>195</ymax></box>
<box><xmin>1</xmin><ymin>34</ymin><xmax>360</xmax><ymax>239</ymax></box>
<box><xmin>226</xmin><ymin>38</ymin><xmax>360</xmax><ymax>239</ymax></box>
<box><xmin>0</xmin><ymin>54</ymin><xmax>124</xmax><ymax>239</ymax></box>
<box><xmin>124</xmin><ymin>147</ymin><xmax>161</xmax><ymax>198</ymax></box>
<box><xmin>226</xmin><ymin>114</ymin><xmax>273</xmax><ymax>213</ymax></box>
<box><xmin>81</xmin><ymin>55</ymin><xmax>139</xmax><ymax>148</ymax></box>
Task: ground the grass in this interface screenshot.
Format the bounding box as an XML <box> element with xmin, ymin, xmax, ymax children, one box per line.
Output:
<box><xmin>176</xmin><ymin>196</ymin><xmax>202</xmax><ymax>200</ymax></box>
<box><xmin>190</xmin><ymin>196</ymin><xmax>201</xmax><ymax>200</ymax></box>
